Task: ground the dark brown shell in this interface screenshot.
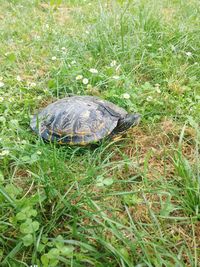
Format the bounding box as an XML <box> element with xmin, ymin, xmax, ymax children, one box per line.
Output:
<box><xmin>30</xmin><ymin>96</ymin><xmax>127</xmax><ymax>145</ymax></box>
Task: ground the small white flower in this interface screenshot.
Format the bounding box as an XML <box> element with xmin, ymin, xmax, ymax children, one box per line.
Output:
<box><xmin>61</xmin><ymin>47</ymin><xmax>66</xmax><ymax>51</ymax></box>
<box><xmin>34</xmin><ymin>35</ymin><xmax>41</xmax><ymax>40</ymax></box>
<box><xmin>0</xmin><ymin>97</ymin><xmax>4</xmax><ymax>102</ymax></box>
<box><xmin>76</xmin><ymin>75</ymin><xmax>83</xmax><ymax>80</ymax></box>
<box><xmin>110</xmin><ymin>60</ymin><xmax>117</xmax><ymax>67</ymax></box>
<box><xmin>89</xmin><ymin>68</ymin><xmax>98</xmax><ymax>74</ymax></box>
<box><xmin>0</xmin><ymin>82</ymin><xmax>5</xmax><ymax>88</ymax></box>
<box><xmin>146</xmin><ymin>96</ymin><xmax>153</xmax><ymax>102</ymax></box>
<box><xmin>51</xmin><ymin>56</ymin><xmax>57</xmax><ymax>61</ymax></box>
<box><xmin>185</xmin><ymin>51</ymin><xmax>192</xmax><ymax>57</ymax></box>
<box><xmin>87</xmin><ymin>84</ymin><xmax>92</xmax><ymax>90</ymax></box>
<box><xmin>82</xmin><ymin>78</ymin><xmax>89</xmax><ymax>85</ymax></box>
<box><xmin>0</xmin><ymin>150</ymin><xmax>10</xmax><ymax>156</ymax></box>
<box><xmin>194</xmin><ymin>62</ymin><xmax>198</xmax><ymax>65</ymax></box>
<box><xmin>112</xmin><ymin>75</ymin><xmax>120</xmax><ymax>80</ymax></box>
<box><xmin>71</xmin><ymin>60</ymin><xmax>76</xmax><ymax>65</ymax></box>
<box><xmin>8</xmin><ymin>97</ymin><xmax>14</xmax><ymax>102</ymax></box>
<box><xmin>36</xmin><ymin>151</ymin><xmax>42</xmax><ymax>155</ymax></box>
<box><xmin>16</xmin><ymin>75</ymin><xmax>22</xmax><ymax>82</ymax></box>
<box><xmin>30</xmin><ymin>82</ymin><xmax>36</xmax><ymax>87</ymax></box>
<box><xmin>122</xmin><ymin>93</ymin><xmax>130</xmax><ymax>99</ymax></box>
<box><xmin>171</xmin><ymin>45</ymin><xmax>176</xmax><ymax>52</ymax></box>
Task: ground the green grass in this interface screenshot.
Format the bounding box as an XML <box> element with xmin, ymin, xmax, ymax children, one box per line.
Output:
<box><xmin>0</xmin><ymin>0</ymin><xmax>200</xmax><ymax>266</ymax></box>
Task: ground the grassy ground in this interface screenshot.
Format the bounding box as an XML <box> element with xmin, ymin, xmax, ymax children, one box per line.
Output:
<box><xmin>0</xmin><ymin>0</ymin><xmax>200</xmax><ymax>266</ymax></box>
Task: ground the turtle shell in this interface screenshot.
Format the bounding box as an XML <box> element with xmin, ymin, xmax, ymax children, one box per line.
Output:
<box><xmin>30</xmin><ymin>96</ymin><xmax>127</xmax><ymax>145</ymax></box>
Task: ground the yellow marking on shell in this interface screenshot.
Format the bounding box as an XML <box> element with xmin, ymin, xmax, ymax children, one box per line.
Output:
<box><xmin>80</xmin><ymin>141</ymin><xmax>86</xmax><ymax>146</ymax></box>
<box><xmin>96</xmin><ymin>122</ymin><xmax>105</xmax><ymax>132</ymax></box>
<box><xmin>80</xmin><ymin>135</ymin><xmax>86</xmax><ymax>146</ymax></box>
<box><xmin>48</xmin><ymin>129</ymin><xmax>53</xmax><ymax>134</ymax></box>
<box><xmin>68</xmin><ymin>135</ymin><xmax>74</xmax><ymax>145</ymax></box>
<box><xmin>54</xmin><ymin>131</ymin><xmax>91</xmax><ymax>137</ymax></box>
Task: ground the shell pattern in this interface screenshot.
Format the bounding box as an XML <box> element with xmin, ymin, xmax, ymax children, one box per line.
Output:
<box><xmin>30</xmin><ymin>96</ymin><xmax>128</xmax><ymax>145</ymax></box>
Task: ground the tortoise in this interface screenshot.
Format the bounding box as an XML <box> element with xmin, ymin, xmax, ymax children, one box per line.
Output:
<box><xmin>30</xmin><ymin>95</ymin><xmax>141</xmax><ymax>145</ymax></box>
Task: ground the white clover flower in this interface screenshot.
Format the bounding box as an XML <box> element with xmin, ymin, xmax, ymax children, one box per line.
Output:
<box><xmin>82</xmin><ymin>78</ymin><xmax>89</xmax><ymax>85</ymax></box>
<box><xmin>0</xmin><ymin>82</ymin><xmax>5</xmax><ymax>88</ymax></box>
<box><xmin>185</xmin><ymin>51</ymin><xmax>192</xmax><ymax>57</ymax></box>
<box><xmin>146</xmin><ymin>96</ymin><xmax>153</xmax><ymax>102</ymax></box>
<box><xmin>112</xmin><ymin>75</ymin><xmax>120</xmax><ymax>80</ymax></box>
<box><xmin>51</xmin><ymin>56</ymin><xmax>57</xmax><ymax>61</ymax></box>
<box><xmin>122</xmin><ymin>93</ymin><xmax>130</xmax><ymax>99</ymax></box>
<box><xmin>34</xmin><ymin>35</ymin><xmax>41</xmax><ymax>40</ymax></box>
<box><xmin>8</xmin><ymin>97</ymin><xmax>14</xmax><ymax>102</ymax></box>
<box><xmin>89</xmin><ymin>68</ymin><xmax>98</xmax><ymax>74</ymax></box>
<box><xmin>0</xmin><ymin>150</ymin><xmax>10</xmax><ymax>156</ymax></box>
<box><xmin>86</xmin><ymin>84</ymin><xmax>92</xmax><ymax>90</ymax></box>
<box><xmin>110</xmin><ymin>60</ymin><xmax>117</xmax><ymax>67</ymax></box>
<box><xmin>171</xmin><ymin>45</ymin><xmax>176</xmax><ymax>52</ymax></box>
<box><xmin>76</xmin><ymin>75</ymin><xmax>83</xmax><ymax>80</ymax></box>
<box><xmin>71</xmin><ymin>60</ymin><xmax>76</xmax><ymax>65</ymax></box>
<box><xmin>30</xmin><ymin>82</ymin><xmax>36</xmax><ymax>87</ymax></box>
<box><xmin>16</xmin><ymin>75</ymin><xmax>22</xmax><ymax>82</ymax></box>
<box><xmin>0</xmin><ymin>97</ymin><xmax>4</xmax><ymax>102</ymax></box>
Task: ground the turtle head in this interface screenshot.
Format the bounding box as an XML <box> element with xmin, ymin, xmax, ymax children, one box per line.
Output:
<box><xmin>116</xmin><ymin>113</ymin><xmax>141</xmax><ymax>133</ymax></box>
